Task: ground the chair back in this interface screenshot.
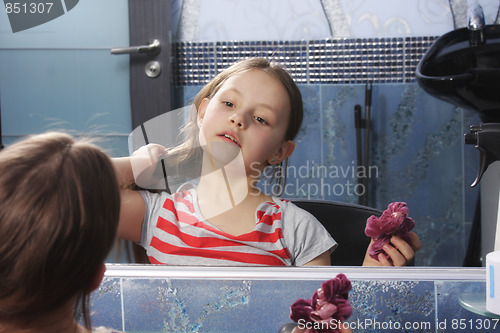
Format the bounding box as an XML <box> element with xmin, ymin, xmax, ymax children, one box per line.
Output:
<box><xmin>293</xmin><ymin>200</ymin><xmax>382</xmax><ymax>266</ymax></box>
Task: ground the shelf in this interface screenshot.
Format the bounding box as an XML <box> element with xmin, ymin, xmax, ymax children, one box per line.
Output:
<box><xmin>459</xmin><ymin>292</ymin><xmax>500</xmax><ymax>319</ymax></box>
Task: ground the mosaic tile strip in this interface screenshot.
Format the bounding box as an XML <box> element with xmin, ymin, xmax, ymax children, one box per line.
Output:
<box><xmin>174</xmin><ymin>36</ymin><xmax>438</xmax><ymax>85</ymax></box>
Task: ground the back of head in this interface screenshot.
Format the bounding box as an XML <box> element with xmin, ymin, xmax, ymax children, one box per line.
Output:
<box><xmin>0</xmin><ymin>132</ymin><xmax>120</xmax><ymax>328</ymax></box>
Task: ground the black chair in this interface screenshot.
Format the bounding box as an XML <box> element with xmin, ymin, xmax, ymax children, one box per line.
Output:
<box><xmin>292</xmin><ymin>200</ymin><xmax>382</xmax><ymax>266</ymax></box>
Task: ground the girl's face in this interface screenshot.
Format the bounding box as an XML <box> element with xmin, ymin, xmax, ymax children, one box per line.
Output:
<box><xmin>198</xmin><ymin>69</ymin><xmax>295</xmax><ymax>176</ymax></box>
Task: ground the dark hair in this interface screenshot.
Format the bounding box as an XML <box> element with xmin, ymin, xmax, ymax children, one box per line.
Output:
<box><xmin>172</xmin><ymin>57</ymin><xmax>303</xmax><ymax>194</ymax></box>
<box><xmin>0</xmin><ymin>132</ymin><xmax>120</xmax><ymax>330</ymax></box>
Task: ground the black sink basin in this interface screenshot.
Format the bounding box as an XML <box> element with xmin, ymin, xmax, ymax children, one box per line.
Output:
<box><xmin>416</xmin><ymin>25</ymin><xmax>500</xmax><ymax>123</ymax></box>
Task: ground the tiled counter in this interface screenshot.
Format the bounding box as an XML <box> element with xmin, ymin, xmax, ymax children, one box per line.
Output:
<box><xmin>90</xmin><ymin>265</ymin><xmax>494</xmax><ymax>333</ymax></box>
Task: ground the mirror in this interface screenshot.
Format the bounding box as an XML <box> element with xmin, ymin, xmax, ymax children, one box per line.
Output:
<box><xmin>1</xmin><ymin>0</ymin><xmax>494</xmax><ymax>267</ymax></box>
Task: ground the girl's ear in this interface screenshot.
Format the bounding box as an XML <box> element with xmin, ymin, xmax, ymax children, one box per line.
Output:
<box><xmin>197</xmin><ymin>98</ymin><xmax>210</xmax><ymax>127</ymax></box>
<box><xmin>269</xmin><ymin>140</ymin><xmax>295</xmax><ymax>164</ymax></box>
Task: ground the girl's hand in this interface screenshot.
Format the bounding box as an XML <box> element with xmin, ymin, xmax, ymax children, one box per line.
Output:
<box><xmin>130</xmin><ymin>144</ymin><xmax>169</xmax><ymax>188</ymax></box>
<box><xmin>362</xmin><ymin>231</ymin><xmax>421</xmax><ymax>266</ymax></box>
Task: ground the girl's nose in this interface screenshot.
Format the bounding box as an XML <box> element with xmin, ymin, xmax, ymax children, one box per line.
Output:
<box><xmin>229</xmin><ymin>113</ymin><xmax>244</xmax><ymax>128</ymax></box>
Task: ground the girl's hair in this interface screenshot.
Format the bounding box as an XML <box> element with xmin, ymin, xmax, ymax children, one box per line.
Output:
<box><xmin>171</xmin><ymin>57</ymin><xmax>303</xmax><ymax>194</ymax></box>
<box><xmin>0</xmin><ymin>132</ymin><xmax>120</xmax><ymax>330</ymax></box>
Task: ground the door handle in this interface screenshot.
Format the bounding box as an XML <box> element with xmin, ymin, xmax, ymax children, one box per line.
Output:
<box><xmin>111</xmin><ymin>39</ymin><xmax>160</xmax><ymax>55</ymax></box>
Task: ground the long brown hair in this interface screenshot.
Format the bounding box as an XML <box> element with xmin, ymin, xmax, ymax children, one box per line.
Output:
<box><xmin>171</xmin><ymin>57</ymin><xmax>303</xmax><ymax>194</ymax></box>
<box><xmin>0</xmin><ymin>132</ymin><xmax>120</xmax><ymax>330</ymax></box>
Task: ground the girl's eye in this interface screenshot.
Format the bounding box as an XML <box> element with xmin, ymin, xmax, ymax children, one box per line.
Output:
<box><xmin>223</xmin><ymin>101</ymin><xmax>234</xmax><ymax>108</ymax></box>
<box><xmin>254</xmin><ymin>116</ymin><xmax>268</xmax><ymax>125</ymax></box>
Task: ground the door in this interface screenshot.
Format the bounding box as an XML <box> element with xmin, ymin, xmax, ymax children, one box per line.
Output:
<box><xmin>113</xmin><ymin>0</ymin><xmax>173</xmax><ymax>130</ymax></box>
<box><xmin>0</xmin><ymin>1</ymin><xmax>131</xmax><ymax>154</ymax></box>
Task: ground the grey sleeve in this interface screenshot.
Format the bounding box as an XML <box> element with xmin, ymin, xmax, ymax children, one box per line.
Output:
<box><xmin>281</xmin><ymin>201</ymin><xmax>337</xmax><ymax>266</ymax></box>
<box><xmin>137</xmin><ymin>190</ymin><xmax>168</xmax><ymax>249</ymax></box>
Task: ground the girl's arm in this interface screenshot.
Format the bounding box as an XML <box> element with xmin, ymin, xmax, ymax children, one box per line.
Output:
<box><xmin>113</xmin><ymin>157</ymin><xmax>146</xmax><ymax>242</ymax></box>
<box><xmin>112</xmin><ymin>144</ymin><xmax>168</xmax><ymax>242</ymax></box>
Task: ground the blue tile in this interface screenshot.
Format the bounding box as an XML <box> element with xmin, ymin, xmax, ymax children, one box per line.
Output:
<box><xmin>414</xmin><ymin>220</ymin><xmax>464</xmax><ymax>267</ymax></box>
<box><xmin>122</xmin><ymin>278</ymin><xmax>257</xmax><ymax>332</ymax></box>
<box><xmin>121</xmin><ymin>279</ymin><xmax>168</xmax><ymax>331</ymax></box>
<box><xmin>348</xmin><ymin>280</ymin><xmax>435</xmax><ymax>333</ymax></box>
<box><xmin>293</xmin><ymin>85</ymin><xmax>322</xmax><ymax>164</ymax></box>
<box><xmin>319</xmin><ymin>84</ymin><xmax>365</xmax><ymax>203</ymax></box>
<box><xmin>89</xmin><ymin>277</ymin><xmax>123</xmax><ymax>330</ymax></box>
<box><xmin>435</xmin><ymin>281</ymin><xmax>499</xmax><ymax>333</ymax></box>
<box><xmin>284</xmin><ymin>85</ymin><xmax>323</xmax><ymax>200</ymax></box>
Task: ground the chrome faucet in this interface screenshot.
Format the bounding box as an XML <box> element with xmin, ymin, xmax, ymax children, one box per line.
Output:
<box><xmin>468</xmin><ymin>2</ymin><xmax>485</xmax><ymax>46</ymax></box>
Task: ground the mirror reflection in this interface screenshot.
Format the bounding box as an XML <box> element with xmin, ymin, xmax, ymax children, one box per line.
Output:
<box><xmin>3</xmin><ymin>0</ymin><xmax>499</xmax><ymax>268</ymax></box>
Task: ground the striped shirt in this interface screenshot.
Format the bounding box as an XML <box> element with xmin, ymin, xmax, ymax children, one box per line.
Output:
<box><xmin>139</xmin><ymin>187</ymin><xmax>336</xmax><ymax>266</ymax></box>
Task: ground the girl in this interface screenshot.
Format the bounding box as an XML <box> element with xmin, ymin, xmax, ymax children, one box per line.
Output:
<box><xmin>114</xmin><ymin>57</ymin><xmax>419</xmax><ymax>266</ymax></box>
<box><xmin>0</xmin><ymin>132</ymin><xmax>123</xmax><ymax>333</ymax></box>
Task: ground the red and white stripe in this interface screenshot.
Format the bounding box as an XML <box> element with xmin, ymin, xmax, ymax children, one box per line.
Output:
<box><xmin>145</xmin><ymin>190</ymin><xmax>292</xmax><ymax>266</ymax></box>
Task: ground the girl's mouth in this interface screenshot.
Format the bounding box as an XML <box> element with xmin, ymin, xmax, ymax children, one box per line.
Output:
<box><xmin>219</xmin><ymin>133</ymin><xmax>240</xmax><ymax>146</ymax></box>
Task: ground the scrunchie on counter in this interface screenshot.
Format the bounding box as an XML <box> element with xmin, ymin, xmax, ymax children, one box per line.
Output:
<box><xmin>290</xmin><ymin>274</ymin><xmax>352</xmax><ymax>333</ymax></box>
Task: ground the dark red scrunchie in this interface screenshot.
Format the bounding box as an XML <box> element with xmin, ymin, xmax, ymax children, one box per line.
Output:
<box><xmin>290</xmin><ymin>274</ymin><xmax>352</xmax><ymax>333</ymax></box>
<box><xmin>365</xmin><ymin>202</ymin><xmax>415</xmax><ymax>260</ymax></box>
